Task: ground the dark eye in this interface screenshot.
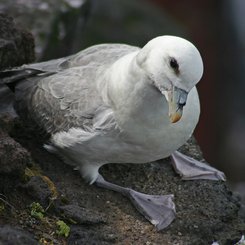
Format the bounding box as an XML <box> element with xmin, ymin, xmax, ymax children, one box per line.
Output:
<box><xmin>170</xmin><ymin>58</ymin><xmax>179</xmax><ymax>70</ymax></box>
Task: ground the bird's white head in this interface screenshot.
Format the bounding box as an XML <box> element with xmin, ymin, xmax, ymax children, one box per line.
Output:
<box><xmin>136</xmin><ymin>35</ymin><xmax>204</xmax><ymax>123</ymax></box>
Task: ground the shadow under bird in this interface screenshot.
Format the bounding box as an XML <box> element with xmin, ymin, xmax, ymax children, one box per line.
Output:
<box><xmin>0</xmin><ymin>35</ymin><xmax>226</xmax><ymax>230</ymax></box>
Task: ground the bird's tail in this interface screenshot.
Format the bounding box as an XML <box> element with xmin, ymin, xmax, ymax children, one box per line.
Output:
<box><xmin>0</xmin><ymin>67</ymin><xmax>44</xmax><ymax>116</ymax></box>
<box><xmin>0</xmin><ymin>67</ymin><xmax>43</xmax><ymax>92</ymax></box>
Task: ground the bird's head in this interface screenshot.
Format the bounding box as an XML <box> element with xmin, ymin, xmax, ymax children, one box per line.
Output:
<box><xmin>136</xmin><ymin>35</ymin><xmax>203</xmax><ymax>123</ymax></box>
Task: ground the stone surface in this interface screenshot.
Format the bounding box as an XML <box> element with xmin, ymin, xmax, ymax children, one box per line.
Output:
<box><xmin>0</xmin><ymin>116</ymin><xmax>32</xmax><ymax>194</ymax></box>
<box><xmin>22</xmin><ymin>176</ymin><xmax>52</xmax><ymax>207</ymax></box>
<box><xmin>0</xmin><ymin>13</ymin><xmax>35</xmax><ymax>70</ymax></box>
<box><xmin>0</xmin><ymin>130</ymin><xmax>30</xmax><ymax>176</ymax></box>
<box><xmin>0</xmin><ymin>13</ymin><xmax>35</xmax><ymax>116</ymax></box>
<box><xmin>9</xmin><ymin>131</ymin><xmax>242</xmax><ymax>245</ymax></box>
<box><xmin>58</xmin><ymin>204</ymin><xmax>107</xmax><ymax>225</ymax></box>
<box><xmin>0</xmin><ymin>225</ymin><xmax>37</xmax><ymax>245</ymax></box>
<box><xmin>68</xmin><ymin>225</ymin><xmax>116</xmax><ymax>245</ymax></box>
<box><xmin>0</xmin><ymin>0</ymin><xmax>90</xmax><ymax>61</ymax></box>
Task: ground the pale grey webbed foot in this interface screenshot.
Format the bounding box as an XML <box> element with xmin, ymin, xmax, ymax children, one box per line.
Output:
<box><xmin>171</xmin><ymin>151</ymin><xmax>226</xmax><ymax>181</ymax></box>
<box><xmin>128</xmin><ymin>190</ymin><xmax>175</xmax><ymax>230</ymax></box>
<box><xmin>95</xmin><ymin>174</ymin><xmax>175</xmax><ymax>230</ymax></box>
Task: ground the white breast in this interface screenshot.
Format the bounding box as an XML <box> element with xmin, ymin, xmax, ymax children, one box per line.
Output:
<box><xmin>115</xmin><ymin>86</ymin><xmax>200</xmax><ymax>161</ymax></box>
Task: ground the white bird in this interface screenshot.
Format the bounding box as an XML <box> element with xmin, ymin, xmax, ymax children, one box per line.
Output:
<box><xmin>0</xmin><ymin>35</ymin><xmax>225</xmax><ymax>230</ymax></box>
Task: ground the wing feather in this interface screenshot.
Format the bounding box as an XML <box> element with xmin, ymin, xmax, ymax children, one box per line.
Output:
<box><xmin>13</xmin><ymin>44</ymin><xmax>139</xmax><ymax>134</ymax></box>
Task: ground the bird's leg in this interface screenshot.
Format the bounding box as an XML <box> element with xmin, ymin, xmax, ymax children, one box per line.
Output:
<box><xmin>95</xmin><ymin>174</ymin><xmax>175</xmax><ymax>231</ymax></box>
<box><xmin>171</xmin><ymin>151</ymin><xmax>226</xmax><ymax>181</ymax></box>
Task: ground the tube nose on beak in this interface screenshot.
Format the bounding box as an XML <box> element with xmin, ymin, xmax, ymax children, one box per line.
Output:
<box><xmin>165</xmin><ymin>87</ymin><xmax>188</xmax><ymax>123</ymax></box>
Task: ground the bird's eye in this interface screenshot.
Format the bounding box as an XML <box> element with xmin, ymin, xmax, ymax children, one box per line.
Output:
<box><xmin>169</xmin><ymin>58</ymin><xmax>179</xmax><ymax>70</ymax></box>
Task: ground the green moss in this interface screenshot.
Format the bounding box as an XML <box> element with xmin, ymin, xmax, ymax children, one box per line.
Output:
<box><xmin>30</xmin><ymin>202</ymin><xmax>45</xmax><ymax>220</ymax></box>
<box><xmin>56</xmin><ymin>220</ymin><xmax>70</xmax><ymax>237</ymax></box>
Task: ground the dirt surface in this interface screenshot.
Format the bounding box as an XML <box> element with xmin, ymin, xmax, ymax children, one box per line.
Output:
<box><xmin>0</xmin><ymin>116</ymin><xmax>244</xmax><ymax>245</ymax></box>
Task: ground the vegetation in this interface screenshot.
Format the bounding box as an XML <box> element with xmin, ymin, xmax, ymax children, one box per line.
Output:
<box><xmin>30</xmin><ymin>202</ymin><xmax>45</xmax><ymax>220</ymax></box>
<box><xmin>56</xmin><ymin>220</ymin><xmax>70</xmax><ymax>238</ymax></box>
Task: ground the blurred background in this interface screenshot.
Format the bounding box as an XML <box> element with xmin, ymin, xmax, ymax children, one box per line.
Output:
<box><xmin>0</xmin><ymin>0</ymin><xmax>244</xmax><ymax>200</ymax></box>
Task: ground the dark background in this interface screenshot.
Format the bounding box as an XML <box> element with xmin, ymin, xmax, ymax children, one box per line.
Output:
<box><xmin>0</xmin><ymin>0</ymin><xmax>244</xmax><ymax>194</ymax></box>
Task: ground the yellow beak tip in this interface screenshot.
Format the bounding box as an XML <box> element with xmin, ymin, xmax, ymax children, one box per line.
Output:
<box><xmin>170</xmin><ymin>113</ymin><xmax>182</xmax><ymax>123</ymax></box>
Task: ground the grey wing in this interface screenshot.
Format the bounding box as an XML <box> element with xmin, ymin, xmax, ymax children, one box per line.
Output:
<box><xmin>4</xmin><ymin>43</ymin><xmax>139</xmax><ymax>133</ymax></box>
<box><xmin>24</xmin><ymin>65</ymin><xmax>104</xmax><ymax>134</ymax></box>
<box><xmin>24</xmin><ymin>44</ymin><xmax>139</xmax><ymax>71</ymax></box>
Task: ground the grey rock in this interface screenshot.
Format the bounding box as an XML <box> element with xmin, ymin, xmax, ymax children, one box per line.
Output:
<box><xmin>59</xmin><ymin>204</ymin><xmax>107</xmax><ymax>225</ymax></box>
<box><xmin>0</xmin><ymin>13</ymin><xmax>35</xmax><ymax>70</ymax></box>
<box><xmin>0</xmin><ymin>226</ymin><xmax>37</xmax><ymax>245</ymax></box>
<box><xmin>67</xmin><ymin>225</ymin><xmax>115</xmax><ymax>245</ymax></box>
<box><xmin>22</xmin><ymin>176</ymin><xmax>52</xmax><ymax>207</ymax></box>
<box><xmin>0</xmin><ymin>0</ymin><xmax>90</xmax><ymax>61</ymax></box>
<box><xmin>0</xmin><ymin>13</ymin><xmax>35</xmax><ymax>116</ymax></box>
<box><xmin>0</xmin><ymin>129</ymin><xmax>30</xmax><ymax>176</ymax></box>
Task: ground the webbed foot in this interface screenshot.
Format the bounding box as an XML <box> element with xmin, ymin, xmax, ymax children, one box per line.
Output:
<box><xmin>95</xmin><ymin>174</ymin><xmax>175</xmax><ymax>230</ymax></box>
<box><xmin>171</xmin><ymin>151</ymin><xmax>226</xmax><ymax>181</ymax></box>
<box><xmin>128</xmin><ymin>189</ymin><xmax>175</xmax><ymax>230</ymax></box>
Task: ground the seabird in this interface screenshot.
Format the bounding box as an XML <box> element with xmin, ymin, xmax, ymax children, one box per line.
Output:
<box><xmin>0</xmin><ymin>35</ymin><xmax>225</xmax><ymax>230</ymax></box>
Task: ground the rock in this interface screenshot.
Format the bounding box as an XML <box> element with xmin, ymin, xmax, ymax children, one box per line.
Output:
<box><xmin>0</xmin><ymin>225</ymin><xmax>37</xmax><ymax>245</ymax></box>
<box><xmin>0</xmin><ymin>129</ymin><xmax>31</xmax><ymax>177</ymax></box>
<box><xmin>0</xmin><ymin>13</ymin><xmax>35</xmax><ymax>116</ymax></box>
<box><xmin>67</xmin><ymin>225</ymin><xmax>116</xmax><ymax>245</ymax></box>
<box><xmin>0</xmin><ymin>0</ymin><xmax>90</xmax><ymax>61</ymax></box>
<box><xmin>58</xmin><ymin>204</ymin><xmax>107</xmax><ymax>225</ymax></box>
<box><xmin>0</xmin><ymin>13</ymin><xmax>35</xmax><ymax>194</ymax></box>
<box><xmin>0</xmin><ymin>116</ymin><xmax>32</xmax><ymax>193</ymax></box>
<box><xmin>0</xmin><ymin>13</ymin><xmax>35</xmax><ymax>70</ymax></box>
<box><xmin>22</xmin><ymin>176</ymin><xmax>52</xmax><ymax>207</ymax></box>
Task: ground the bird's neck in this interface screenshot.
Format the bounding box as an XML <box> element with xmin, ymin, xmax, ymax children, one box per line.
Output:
<box><xmin>100</xmin><ymin>51</ymin><xmax>168</xmax><ymax>130</ymax></box>
<box><xmin>105</xmin><ymin>52</ymin><xmax>146</xmax><ymax>106</ymax></box>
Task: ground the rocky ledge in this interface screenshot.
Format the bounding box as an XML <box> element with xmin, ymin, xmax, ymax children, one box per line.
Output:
<box><xmin>0</xmin><ymin>115</ymin><xmax>244</xmax><ymax>245</ymax></box>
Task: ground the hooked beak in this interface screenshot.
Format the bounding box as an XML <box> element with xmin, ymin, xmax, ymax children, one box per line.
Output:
<box><xmin>162</xmin><ymin>87</ymin><xmax>188</xmax><ymax>123</ymax></box>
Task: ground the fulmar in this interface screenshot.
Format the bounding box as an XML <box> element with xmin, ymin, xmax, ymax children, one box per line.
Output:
<box><xmin>0</xmin><ymin>35</ymin><xmax>225</xmax><ymax>230</ymax></box>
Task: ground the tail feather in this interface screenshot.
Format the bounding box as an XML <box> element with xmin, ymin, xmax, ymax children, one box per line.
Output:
<box><xmin>0</xmin><ymin>67</ymin><xmax>47</xmax><ymax>117</ymax></box>
<box><xmin>0</xmin><ymin>67</ymin><xmax>41</xmax><ymax>116</ymax></box>
<box><xmin>0</xmin><ymin>68</ymin><xmax>45</xmax><ymax>92</ymax></box>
